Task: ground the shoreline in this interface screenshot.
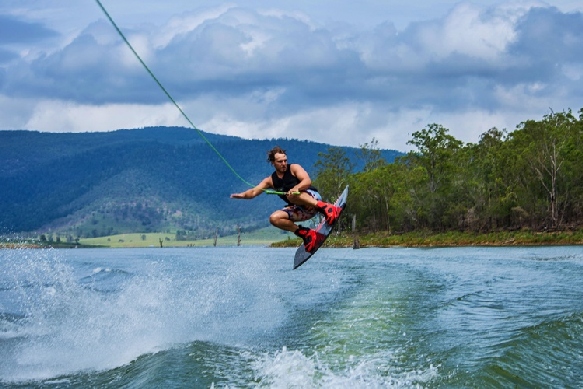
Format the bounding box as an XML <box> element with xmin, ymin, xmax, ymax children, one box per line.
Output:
<box><xmin>3</xmin><ymin>230</ymin><xmax>582</xmax><ymax>249</ymax></box>
<box><xmin>269</xmin><ymin>230</ymin><xmax>583</xmax><ymax>248</ymax></box>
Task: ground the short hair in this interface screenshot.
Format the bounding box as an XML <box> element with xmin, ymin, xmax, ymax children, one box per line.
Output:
<box><xmin>267</xmin><ymin>146</ymin><xmax>286</xmax><ymax>163</ymax></box>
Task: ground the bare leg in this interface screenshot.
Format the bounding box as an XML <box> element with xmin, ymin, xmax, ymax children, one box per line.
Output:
<box><xmin>269</xmin><ymin>207</ymin><xmax>318</xmax><ymax>251</ymax></box>
<box><xmin>269</xmin><ymin>210</ymin><xmax>299</xmax><ymax>232</ymax></box>
<box><xmin>285</xmin><ymin>192</ymin><xmax>318</xmax><ymax>207</ymax></box>
<box><xmin>287</xmin><ymin>192</ymin><xmax>339</xmax><ymax>225</ymax></box>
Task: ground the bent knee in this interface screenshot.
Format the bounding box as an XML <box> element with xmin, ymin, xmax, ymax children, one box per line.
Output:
<box><xmin>269</xmin><ymin>211</ymin><xmax>288</xmax><ymax>226</ymax></box>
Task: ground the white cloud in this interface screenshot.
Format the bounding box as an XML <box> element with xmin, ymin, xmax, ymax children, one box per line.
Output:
<box><xmin>430</xmin><ymin>3</ymin><xmax>519</xmax><ymax>60</ymax></box>
<box><xmin>24</xmin><ymin>100</ymin><xmax>183</xmax><ymax>132</ymax></box>
<box><xmin>0</xmin><ymin>95</ymin><xmax>36</xmax><ymax>129</ymax></box>
<box><xmin>1</xmin><ymin>1</ymin><xmax>582</xmax><ymax>151</ymax></box>
<box><xmin>562</xmin><ymin>64</ymin><xmax>583</xmax><ymax>80</ymax></box>
<box><xmin>153</xmin><ymin>4</ymin><xmax>235</xmax><ymax>48</ymax></box>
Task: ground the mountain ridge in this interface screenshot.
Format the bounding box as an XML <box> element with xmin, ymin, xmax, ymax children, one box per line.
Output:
<box><xmin>0</xmin><ymin>127</ymin><xmax>402</xmax><ymax>238</ymax></box>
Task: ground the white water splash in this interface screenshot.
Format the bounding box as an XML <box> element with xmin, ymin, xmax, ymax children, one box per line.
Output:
<box><xmin>250</xmin><ymin>346</ymin><xmax>439</xmax><ymax>388</ymax></box>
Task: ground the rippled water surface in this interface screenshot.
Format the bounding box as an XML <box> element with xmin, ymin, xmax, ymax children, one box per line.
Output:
<box><xmin>1</xmin><ymin>246</ymin><xmax>582</xmax><ymax>387</ymax></box>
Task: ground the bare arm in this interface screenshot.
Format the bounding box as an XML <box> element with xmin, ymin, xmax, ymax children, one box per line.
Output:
<box><xmin>230</xmin><ymin>176</ymin><xmax>272</xmax><ymax>199</ymax></box>
<box><xmin>288</xmin><ymin>164</ymin><xmax>312</xmax><ymax>194</ymax></box>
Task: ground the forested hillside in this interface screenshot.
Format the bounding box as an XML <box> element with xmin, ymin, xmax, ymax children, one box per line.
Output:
<box><xmin>0</xmin><ymin>127</ymin><xmax>401</xmax><ymax>239</ymax></box>
<box><xmin>315</xmin><ymin>109</ymin><xmax>583</xmax><ymax>235</ymax></box>
<box><xmin>4</xmin><ymin>107</ymin><xmax>581</xmax><ymax>242</ymax></box>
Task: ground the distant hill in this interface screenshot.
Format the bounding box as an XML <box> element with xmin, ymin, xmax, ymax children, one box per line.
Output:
<box><xmin>0</xmin><ymin>127</ymin><xmax>402</xmax><ymax>239</ymax></box>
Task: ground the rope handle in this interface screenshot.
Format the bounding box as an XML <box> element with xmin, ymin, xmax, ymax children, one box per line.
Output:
<box><xmin>264</xmin><ymin>190</ymin><xmax>301</xmax><ymax>195</ymax></box>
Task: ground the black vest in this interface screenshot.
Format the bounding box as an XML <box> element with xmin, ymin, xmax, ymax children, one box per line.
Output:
<box><xmin>271</xmin><ymin>164</ymin><xmax>317</xmax><ymax>204</ymax></box>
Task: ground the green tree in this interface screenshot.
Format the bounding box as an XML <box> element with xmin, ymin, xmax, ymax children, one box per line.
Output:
<box><xmin>358</xmin><ymin>138</ymin><xmax>386</xmax><ymax>172</ymax></box>
<box><xmin>314</xmin><ymin>147</ymin><xmax>354</xmax><ymax>202</ymax></box>
<box><xmin>351</xmin><ymin>162</ymin><xmax>409</xmax><ymax>233</ymax></box>
<box><xmin>463</xmin><ymin>127</ymin><xmax>512</xmax><ymax>230</ymax></box>
<box><xmin>509</xmin><ymin>110</ymin><xmax>578</xmax><ymax>228</ymax></box>
<box><xmin>405</xmin><ymin>124</ymin><xmax>463</xmax><ymax>230</ymax></box>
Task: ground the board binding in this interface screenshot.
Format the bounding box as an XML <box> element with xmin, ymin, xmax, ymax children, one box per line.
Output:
<box><xmin>293</xmin><ymin>185</ymin><xmax>349</xmax><ymax>269</ymax></box>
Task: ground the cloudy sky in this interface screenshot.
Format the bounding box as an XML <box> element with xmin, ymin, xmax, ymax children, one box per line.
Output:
<box><xmin>1</xmin><ymin>0</ymin><xmax>582</xmax><ymax>151</ymax></box>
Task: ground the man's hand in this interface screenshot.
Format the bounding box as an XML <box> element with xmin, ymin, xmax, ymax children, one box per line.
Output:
<box><xmin>286</xmin><ymin>189</ymin><xmax>300</xmax><ymax>197</ymax></box>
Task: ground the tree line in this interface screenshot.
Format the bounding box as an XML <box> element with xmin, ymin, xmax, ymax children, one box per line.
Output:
<box><xmin>313</xmin><ymin>109</ymin><xmax>583</xmax><ymax>234</ymax></box>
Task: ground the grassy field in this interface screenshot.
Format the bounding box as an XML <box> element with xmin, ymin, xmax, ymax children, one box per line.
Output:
<box><xmin>19</xmin><ymin>228</ymin><xmax>583</xmax><ymax>250</ymax></box>
<box><xmin>79</xmin><ymin>227</ymin><xmax>295</xmax><ymax>248</ymax></box>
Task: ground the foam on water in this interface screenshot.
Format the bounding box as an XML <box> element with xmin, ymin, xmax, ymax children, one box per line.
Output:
<box><xmin>0</xmin><ymin>247</ymin><xmax>289</xmax><ymax>382</ymax></box>
<box><xmin>249</xmin><ymin>346</ymin><xmax>438</xmax><ymax>388</ymax></box>
<box><xmin>243</xmin><ymin>260</ymin><xmax>441</xmax><ymax>388</ymax></box>
<box><xmin>2</xmin><ymin>246</ymin><xmax>582</xmax><ymax>387</ymax></box>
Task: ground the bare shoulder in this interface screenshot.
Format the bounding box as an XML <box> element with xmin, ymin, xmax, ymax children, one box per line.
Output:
<box><xmin>289</xmin><ymin>163</ymin><xmax>304</xmax><ymax>173</ymax></box>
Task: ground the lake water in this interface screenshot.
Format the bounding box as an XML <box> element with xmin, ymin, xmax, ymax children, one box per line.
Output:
<box><xmin>0</xmin><ymin>246</ymin><xmax>582</xmax><ymax>388</ymax></box>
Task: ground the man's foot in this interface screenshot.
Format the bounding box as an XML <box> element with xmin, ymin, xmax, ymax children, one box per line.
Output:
<box><xmin>316</xmin><ymin>201</ymin><xmax>342</xmax><ymax>225</ymax></box>
<box><xmin>294</xmin><ymin>227</ymin><xmax>326</xmax><ymax>254</ymax></box>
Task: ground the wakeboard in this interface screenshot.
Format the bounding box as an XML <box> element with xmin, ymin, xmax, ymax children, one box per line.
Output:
<box><xmin>293</xmin><ymin>185</ymin><xmax>349</xmax><ymax>269</ymax></box>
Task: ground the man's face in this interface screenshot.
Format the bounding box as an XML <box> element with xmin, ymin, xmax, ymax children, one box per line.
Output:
<box><xmin>273</xmin><ymin>153</ymin><xmax>288</xmax><ymax>172</ymax></box>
